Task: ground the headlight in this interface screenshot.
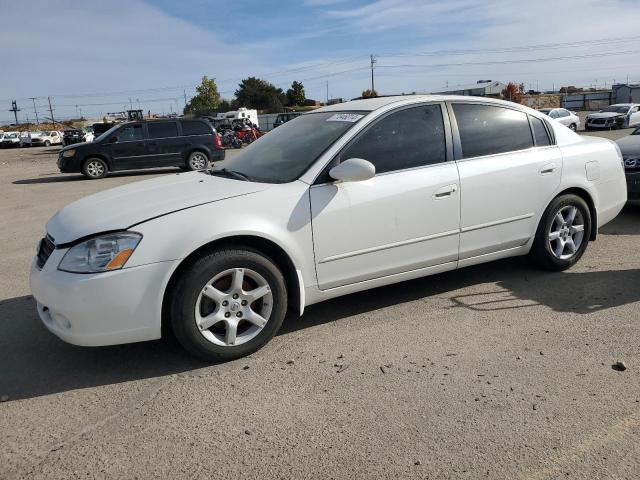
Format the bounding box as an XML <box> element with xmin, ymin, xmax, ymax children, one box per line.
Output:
<box><xmin>58</xmin><ymin>232</ymin><xmax>142</xmax><ymax>273</ymax></box>
<box><xmin>62</xmin><ymin>149</ymin><xmax>76</xmax><ymax>157</ymax></box>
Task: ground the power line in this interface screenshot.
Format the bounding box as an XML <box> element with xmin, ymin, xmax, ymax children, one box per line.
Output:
<box><xmin>376</xmin><ymin>49</ymin><xmax>640</xmax><ymax>71</ymax></box>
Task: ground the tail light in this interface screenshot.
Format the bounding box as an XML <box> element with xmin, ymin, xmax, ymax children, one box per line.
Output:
<box><xmin>214</xmin><ymin>133</ymin><xmax>222</xmax><ymax>150</ymax></box>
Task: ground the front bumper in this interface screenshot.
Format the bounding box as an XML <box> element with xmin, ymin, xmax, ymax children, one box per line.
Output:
<box><xmin>30</xmin><ymin>248</ymin><xmax>176</xmax><ymax>346</ymax></box>
<box><xmin>586</xmin><ymin>117</ymin><xmax>625</xmax><ymax>129</ymax></box>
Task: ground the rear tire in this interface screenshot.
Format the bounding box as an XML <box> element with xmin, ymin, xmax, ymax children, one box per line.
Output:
<box><xmin>44</xmin><ymin>140</ymin><xmax>51</xmax><ymax>147</ymax></box>
<box><xmin>187</xmin><ymin>151</ymin><xmax>209</xmax><ymax>171</ymax></box>
<box><xmin>529</xmin><ymin>194</ymin><xmax>591</xmax><ymax>271</ymax></box>
<box><xmin>569</xmin><ymin>123</ymin><xmax>577</xmax><ymax>132</ymax></box>
<box><xmin>82</xmin><ymin>157</ymin><xmax>108</xmax><ymax>179</ymax></box>
<box><xmin>169</xmin><ymin>247</ymin><xmax>288</xmax><ymax>362</ymax></box>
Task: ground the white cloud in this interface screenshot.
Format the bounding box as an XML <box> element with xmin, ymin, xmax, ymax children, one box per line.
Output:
<box><xmin>0</xmin><ymin>0</ymin><xmax>261</xmax><ymax>119</ymax></box>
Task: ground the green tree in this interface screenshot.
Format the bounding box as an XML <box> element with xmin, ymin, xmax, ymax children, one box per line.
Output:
<box><xmin>184</xmin><ymin>76</ymin><xmax>221</xmax><ymax>116</ymax></box>
<box><xmin>235</xmin><ymin>77</ymin><xmax>286</xmax><ymax>112</ymax></box>
<box><xmin>286</xmin><ymin>81</ymin><xmax>306</xmax><ymax>106</ymax></box>
<box><xmin>361</xmin><ymin>89</ymin><xmax>378</xmax><ymax>98</ymax></box>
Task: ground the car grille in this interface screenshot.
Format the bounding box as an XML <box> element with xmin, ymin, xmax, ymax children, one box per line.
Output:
<box><xmin>590</xmin><ymin>119</ymin><xmax>606</xmax><ymax>125</ymax></box>
<box><xmin>36</xmin><ymin>235</ymin><xmax>55</xmax><ymax>269</ymax></box>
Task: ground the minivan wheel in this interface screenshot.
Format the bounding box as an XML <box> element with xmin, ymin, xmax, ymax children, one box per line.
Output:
<box><xmin>82</xmin><ymin>158</ymin><xmax>108</xmax><ymax>179</ymax></box>
<box><xmin>529</xmin><ymin>194</ymin><xmax>591</xmax><ymax>271</ymax></box>
<box><xmin>169</xmin><ymin>247</ymin><xmax>288</xmax><ymax>362</ymax></box>
<box><xmin>187</xmin><ymin>151</ymin><xmax>209</xmax><ymax>171</ymax></box>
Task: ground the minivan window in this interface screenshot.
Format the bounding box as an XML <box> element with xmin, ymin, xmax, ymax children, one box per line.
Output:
<box><xmin>453</xmin><ymin>104</ymin><xmax>534</xmax><ymax>158</ymax></box>
<box><xmin>116</xmin><ymin>124</ymin><xmax>143</xmax><ymax>142</ymax></box>
<box><xmin>341</xmin><ymin>105</ymin><xmax>446</xmax><ymax>174</ymax></box>
<box><xmin>530</xmin><ymin>116</ymin><xmax>552</xmax><ymax>146</ymax></box>
<box><xmin>148</xmin><ymin>121</ymin><xmax>178</xmax><ymax>139</ymax></box>
<box><xmin>181</xmin><ymin>120</ymin><xmax>211</xmax><ymax>136</ymax></box>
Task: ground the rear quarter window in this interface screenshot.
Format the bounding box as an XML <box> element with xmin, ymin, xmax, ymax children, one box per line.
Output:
<box><xmin>181</xmin><ymin>120</ymin><xmax>212</xmax><ymax>136</ymax></box>
<box><xmin>529</xmin><ymin>116</ymin><xmax>552</xmax><ymax>147</ymax></box>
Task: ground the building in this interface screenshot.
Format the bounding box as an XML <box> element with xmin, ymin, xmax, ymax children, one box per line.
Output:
<box><xmin>613</xmin><ymin>83</ymin><xmax>640</xmax><ymax>104</ymax></box>
<box><xmin>432</xmin><ymin>80</ymin><xmax>506</xmax><ymax>97</ymax></box>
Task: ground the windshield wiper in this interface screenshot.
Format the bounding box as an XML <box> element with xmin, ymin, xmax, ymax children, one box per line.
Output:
<box><xmin>209</xmin><ymin>168</ymin><xmax>251</xmax><ymax>181</ymax></box>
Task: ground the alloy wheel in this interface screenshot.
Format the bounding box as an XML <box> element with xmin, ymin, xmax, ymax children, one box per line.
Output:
<box><xmin>548</xmin><ymin>205</ymin><xmax>585</xmax><ymax>260</ymax></box>
<box><xmin>194</xmin><ymin>268</ymin><xmax>273</xmax><ymax>347</ymax></box>
<box><xmin>190</xmin><ymin>153</ymin><xmax>207</xmax><ymax>170</ymax></box>
<box><xmin>86</xmin><ymin>160</ymin><xmax>105</xmax><ymax>177</ymax></box>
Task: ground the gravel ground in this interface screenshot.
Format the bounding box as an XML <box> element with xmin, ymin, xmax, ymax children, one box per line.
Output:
<box><xmin>1</xmin><ymin>130</ymin><xmax>639</xmax><ymax>479</ymax></box>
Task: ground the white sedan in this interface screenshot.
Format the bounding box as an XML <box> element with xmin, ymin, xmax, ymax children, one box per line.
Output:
<box><xmin>539</xmin><ymin>108</ymin><xmax>580</xmax><ymax>131</ymax></box>
<box><xmin>30</xmin><ymin>96</ymin><xmax>627</xmax><ymax>361</ymax></box>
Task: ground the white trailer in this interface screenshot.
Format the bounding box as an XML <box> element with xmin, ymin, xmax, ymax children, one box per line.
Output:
<box><xmin>215</xmin><ymin>107</ymin><xmax>259</xmax><ymax>127</ymax></box>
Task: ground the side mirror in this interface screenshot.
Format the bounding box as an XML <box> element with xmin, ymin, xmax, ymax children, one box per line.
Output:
<box><xmin>329</xmin><ymin>158</ymin><xmax>376</xmax><ymax>183</ymax></box>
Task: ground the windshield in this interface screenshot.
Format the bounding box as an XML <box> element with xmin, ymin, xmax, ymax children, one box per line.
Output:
<box><xmin>601</xmin><ymin>105</ymin><xmax>630</xmax><ymax>114</ymax></box>
<box><xmin>94</xmin><ymin>124</ymin><xmax>121</xmax><ymax>142</ymax></box>
<box><xmin>6</xmin><ymin>133</ymin><xmax>17</xmax><ymax>138</ymax></box>
<box><xmin>220</xmin><ymin>111</ymin><xmax>366</xmax><ymax>183</ymax></box>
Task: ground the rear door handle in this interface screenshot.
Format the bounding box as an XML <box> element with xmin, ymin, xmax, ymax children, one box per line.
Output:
<box><xmin>434</xmin><ymin>184</ymin><xmax>458</xmax><ymax>199</ymax></box>
<box><xmin>539</xmin><ymin>163</ymin><xmax>556</xmax><ymax>175</ymax></box>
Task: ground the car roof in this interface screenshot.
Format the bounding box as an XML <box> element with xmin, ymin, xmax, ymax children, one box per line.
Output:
<box><xmin>314</xmin><ymin>94</ymin><xmax>534</xmax><ymax>113</ymax></box>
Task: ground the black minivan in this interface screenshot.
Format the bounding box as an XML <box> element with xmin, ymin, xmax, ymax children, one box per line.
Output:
<box><xmin>57</xmin><ymin>118</ymin><xmax>225</xmax><ymax>179</ymax></box>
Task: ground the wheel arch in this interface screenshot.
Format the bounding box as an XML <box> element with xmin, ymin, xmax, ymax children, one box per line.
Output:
<box><xmin>554</xmin><ymin>187</ymin><xmax>598</xmax><ymax>240</ymax></box>
<box><xmin>161</xmin><ymin>234</ymin><xmax>302</xmax><ymax>338</ymax></box>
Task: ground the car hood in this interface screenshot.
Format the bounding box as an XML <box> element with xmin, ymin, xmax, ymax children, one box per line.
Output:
<box><xmin>588</xmin><ymin>112</ymin><xmax>624</xmax><ymax>119</ymax></box>
<box><xmin>616</xmin><ymin>135</ymin><xmax>640</xmax><ymax>157</ymax></box>
<box><xmin>46</xmin><ymin>172</ymin><xmax>268</xmax><ymax>244</ymax></box>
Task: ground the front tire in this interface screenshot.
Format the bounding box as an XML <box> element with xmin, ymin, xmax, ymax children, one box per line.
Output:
<box><xmin>187</xmin><ymin>151</ymin><xmax>209</xmax><ymax>171</ymax></box>
<box><xmin>44</xmin><ymin>140</ymin><xmax>51</xmax><ymax>147</ymax></box>
<box><xmin>529</xmin><ymin>194</ymin><xmax>591</xmax><ymax>271</ymax></box>
<box><xmin>82</xmin><ymin>157</ymin><xmax>108</xmax><ymax>179</ymax></box>
<box><xmin>169</xmin><ymin>248</ymin><xmax>288</xmax><ymax>362</ymax></box>
<box><xmin>569</xmin><ymin>123</ymin><xmax>577</xmax><ymax>132</ymax></box>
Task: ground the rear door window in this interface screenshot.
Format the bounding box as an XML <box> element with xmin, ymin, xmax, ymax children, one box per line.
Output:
<box><xmin>147</xmin><ymin>121</ymin><xmax>178</xmax><ymax>139</ymax></box>
<box><xmin>181</xmin><ymin>120</ymin><xmax>211</xmax><ymax>136</ymax></box>
<box><xmin>452</xmin><ymin>103</ymin><xmax>534</xmax><ymax>158</ymax></box>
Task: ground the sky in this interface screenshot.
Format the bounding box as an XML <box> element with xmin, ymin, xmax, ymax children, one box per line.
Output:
<box><xmin>2</xmin><ymin>0</ymin><xmax>640</xmax><ymax>122</ymax></box>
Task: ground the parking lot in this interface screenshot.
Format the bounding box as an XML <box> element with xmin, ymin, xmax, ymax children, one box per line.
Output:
<box><xmin>1</xmin><ymin>128</ymin><xmax>639</xmax><ymax>479</ymax></box>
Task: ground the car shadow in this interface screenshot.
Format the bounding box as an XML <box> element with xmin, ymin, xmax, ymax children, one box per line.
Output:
<box><xmin>26</xmin><ymin>148</ymin><xmax>62</xmax><ymax>155</ymax></box>
<box><xmin>3</xmin><ymin>261</ymin><xmax>639</xmax><ymax>401</ymax></box>
<box><xmin>12</xmin><ymin>168</ymin><xmax>182</xmax><ymax>184</ymax></box>
<box><xmin>0</xmin><ymin>295</ymin><xmax>207</xmax><ymax>401</ymax></box>
<box><xmin>600</xmin><ymin>204</ymin><xmax>640</xmax><ymax>235</ymax></box>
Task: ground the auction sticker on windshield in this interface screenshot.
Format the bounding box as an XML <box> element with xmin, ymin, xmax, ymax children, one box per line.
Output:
<box><xmin>326</xmin><ymin>113</ymin><xmax>364</xmax><ymax>122</ymax></box>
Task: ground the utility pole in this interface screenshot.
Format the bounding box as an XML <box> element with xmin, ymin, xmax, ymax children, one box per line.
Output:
<box><xmin>326</xmin><ymin>80</ymin><xmax>329</xmax><ymax>104</ymax></box>
<box><xmin>370</xmin><ymin>54</ymin><xmax>377</xmax><ymax>93</ymax></box>
<box><xmin>137</xmin><ymin>98</ymin><xmax>140</xmax><ymax>109</ymax></box>
<box><xmin>9</xmin><ymin>100</ymin><xmax>20</xmax><ymax>125</ymax></box>
<box><xmin>183</xmin><ymin>89</ymin><xmax>187</xmax><ymax>109</ymax></box>
<box><xmin>30</xmin><ymin>97</ymin><xmax>40</xmax><ymax>126</ymax></box>
<box><xmin>129</xmin><ymin>98</ymin><xmax>133</xmax><ymax>110</ymax></box>
<box><xmin>47</xmin><ymin>96</ymin><xmax>56</xmax><ymax>129</ymax></box>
